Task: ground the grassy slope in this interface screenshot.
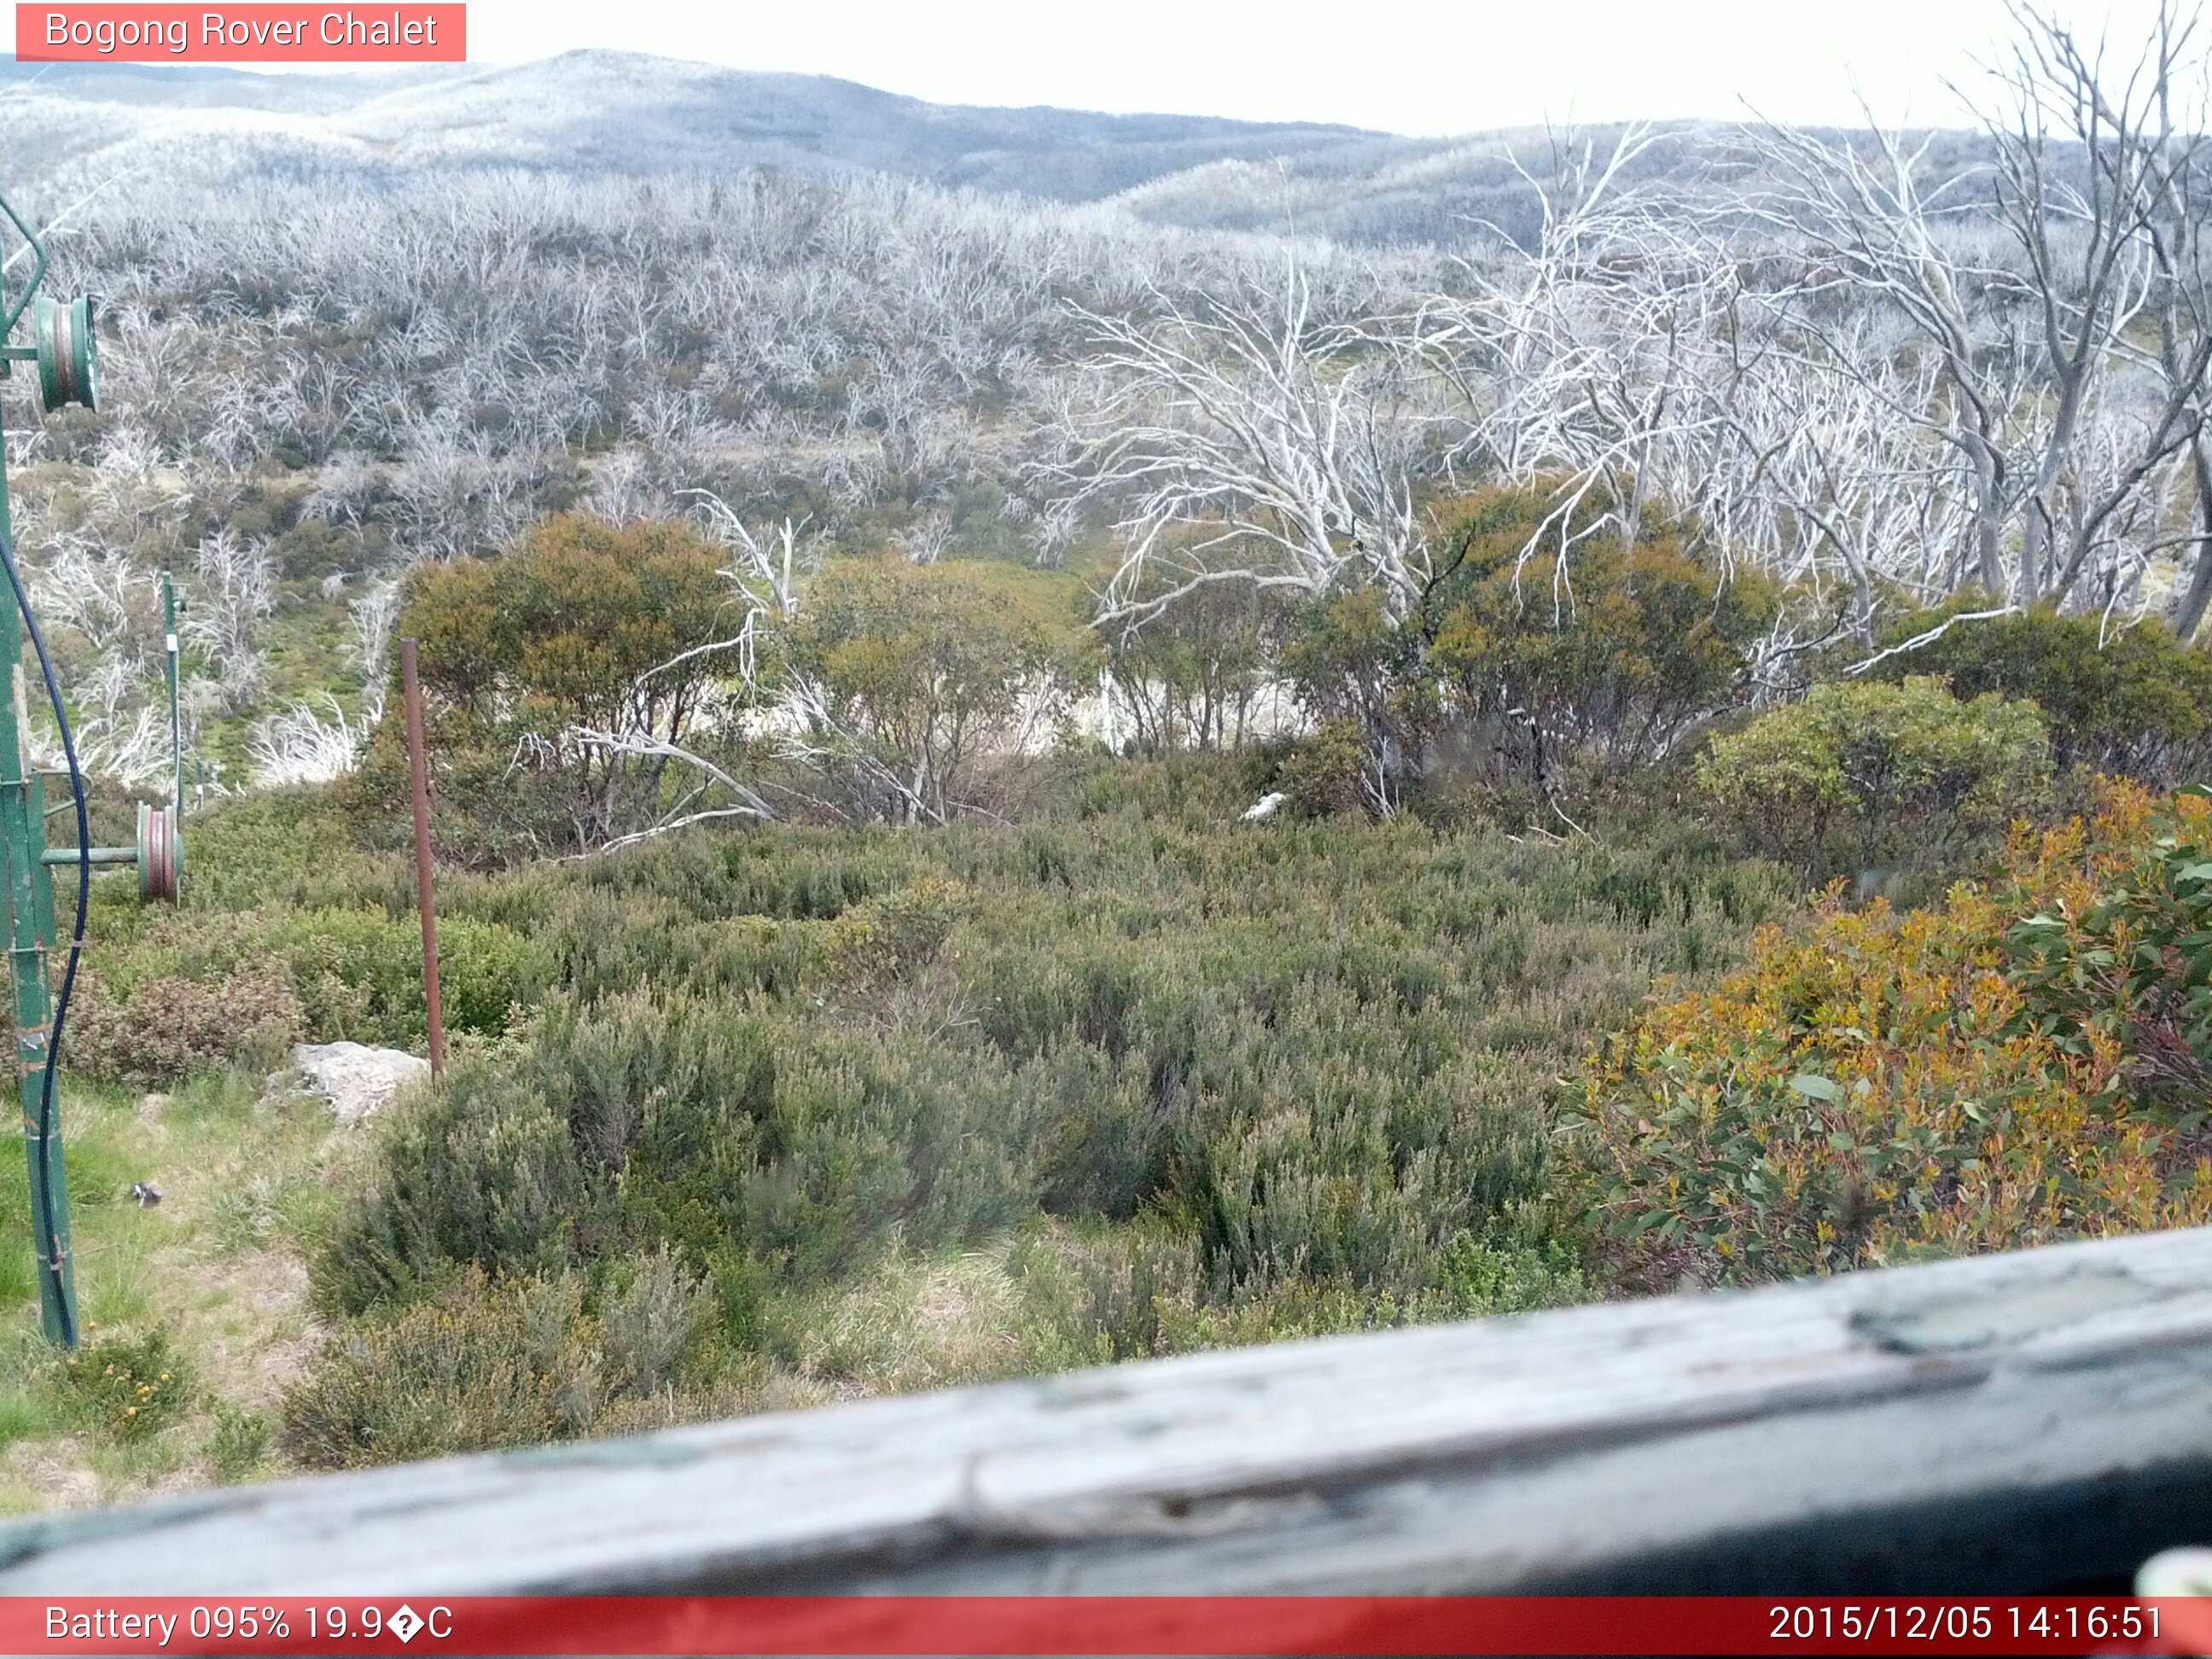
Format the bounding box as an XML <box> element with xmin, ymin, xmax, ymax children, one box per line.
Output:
<box><xmin>0</xmin><ymin>1072</ymin><xmax>346</xmax><ymax>1511</ymax></box>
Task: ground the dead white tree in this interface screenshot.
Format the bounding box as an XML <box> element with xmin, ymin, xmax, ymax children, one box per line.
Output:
<box><xmin>893</xmin><ymin>507</ymin><xmax>955</xmax><ymax>566</ymax></box>
<box><xmin>249</xmin><ymin>697</ymin><xmax>362</xmax><ymax>786</ymax></box>
<box><xmin>1419</xmin><ymin>125</ymin><xmax>1730</xmax><ymax>581</ymax></box>
<box><xmin>350</xmin><ymin>580</ymin><xmax>400</xmax><ymax>724</ymax></box>
<box><xmin>565</xmin><ymin>729</ymin><xmax>777</xmax><ymax>853</ymax></box>
<box><xmin>186</xmin><ymin>527</ymin><xmax>276</xmax><ymax>711</ymax></box>
<box><xmin>1050</xmin><ymin>262</ymin><xmax>1444</xmax><ymax>629</ymax></box>
<box><xmin>1985</xmin><ymin>0</ymin><xmax>2212</xmax><ymax>608</ymax></box>
<box><xmin>684</xmin><ymin>494</ymin><xmax>812</xmax><ymax>686</ymax></box>
<box><xmin>1743</xmin><ymin>1</ymin><xmax>2212</xmax><ymax>617</ymax></box>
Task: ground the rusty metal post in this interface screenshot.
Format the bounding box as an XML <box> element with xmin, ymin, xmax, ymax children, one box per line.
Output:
<box><xmin>400</xmin><ymin>638</ymin><xmax>447</xmax><ymax>1080</ymax></box>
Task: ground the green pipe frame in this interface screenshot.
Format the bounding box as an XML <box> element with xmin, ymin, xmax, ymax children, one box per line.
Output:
<box><xmin>0</xmin><ymin>185</ymin><xmax>77</xmax><ymax>1348</ymax></box>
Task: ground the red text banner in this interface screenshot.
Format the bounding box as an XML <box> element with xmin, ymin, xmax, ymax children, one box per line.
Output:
<box><xmin>15</xmin><ymin>6</ymin><xmax>464</xmax><ymax>62</ymax></box>
<box><xmin>3</xmin><ymin>1596</ymin><xmax>2209</xmax><ymax>1656</ymax></box>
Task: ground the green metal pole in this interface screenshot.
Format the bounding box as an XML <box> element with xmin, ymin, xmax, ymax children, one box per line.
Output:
<box><xmin>162</xmin><ymin>571</ymin><xmax>181</xmax><ymax>817</ymax></box>
<box><xmin>0</xmin><ymin>398</ymin><xmax>73</xmax><ymax>1348</ymax></box>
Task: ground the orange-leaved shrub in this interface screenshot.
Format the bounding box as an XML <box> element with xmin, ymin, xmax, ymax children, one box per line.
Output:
<box><xmin>1569</xmin><ymin>781</ymin><xmax>2212</xmax><ymax>1291</ymax></box>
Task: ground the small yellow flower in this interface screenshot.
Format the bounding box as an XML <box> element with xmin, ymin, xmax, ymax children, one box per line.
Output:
<box><xmin>125</xmin><ymin>1406</ymin><xmax>137</xmax><ymax>1417</ymax></box>
<box><xmin>160</xmin><ymin>1372</ymin><xmax>171</xmax><ymax>1381</ymax></box>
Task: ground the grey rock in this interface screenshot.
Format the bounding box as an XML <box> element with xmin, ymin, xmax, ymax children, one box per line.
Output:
<box><xmin>291</xmin><ymin>1041</ymin><xmax>431</xmax><ymax>1127</ymax></box>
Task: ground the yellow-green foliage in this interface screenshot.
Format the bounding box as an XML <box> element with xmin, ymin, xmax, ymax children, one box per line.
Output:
<box><xmin>355</xmin><ymin>514</ymin><xmax>742</xmax><ymax>861</ymax></box>
<box><xmin>782</xmin><ymin>556</ymin><xmax>1091</xmax><ymax>822</ymax></box>
<box><xmin>1422</xmin><ymin>483</ymin><xmax>1779</xmax><ymax>772</ymax></box>
<box><xmin>55</xmin><ymin>1330</ymin><xmax>188</xmax><ymax>1443</ymax></box>
<box><xmin>1266</xmin><ymin>483</ymin><xmax>1778</xmax><ymax>817</ymax></box>
<box><xmin>2005</xmin><ymin>785</ymin><xmax>2212</xmax><ymax>1106</ymax></box>
<box><xmin>1697</xmin><ymin>677</ymin><xmax>2052</xmax><ymax>877</ymax></box>
<box><xmin>400</xmin><ymin>513</ymin><xmax>736</xmax><ymax>728</ymax></box>
<box><xmin>1573</xmin><ymin>783</ymin><xmax>2212</xmax><ymax>1290</ymax></box>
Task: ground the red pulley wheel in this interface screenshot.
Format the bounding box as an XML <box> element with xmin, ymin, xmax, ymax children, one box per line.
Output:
<box><xmin>136</xmin><ymin>802</ymin><xmax>179</xmax><ymax>904</ymax></box>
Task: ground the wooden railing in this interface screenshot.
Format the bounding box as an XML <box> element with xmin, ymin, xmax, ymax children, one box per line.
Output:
<box><xmin>5</xmin><ymin>1226</ymin><xmax>2212</xmax><ymax>1593</ymax></box>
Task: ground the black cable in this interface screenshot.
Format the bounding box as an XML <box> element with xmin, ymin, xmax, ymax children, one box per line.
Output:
<box><xmin>0</xmin><ymin>517</ymin><xmax>84</xmax><ymax>1351</ymax></box>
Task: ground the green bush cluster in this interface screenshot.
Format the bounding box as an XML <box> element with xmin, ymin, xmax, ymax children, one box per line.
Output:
<box><xmin>782</xmin><ymin>556</ymin><xmax>1090</xmax><ymax>824</ymax></box>
<box><xmin>1421</xmin><ymin>485</ymin><xmax>1780</xmax><ymax>782</ymax></box>
<box><xmin>1258</xmin><ymin>483</ymin><xmax>1777</xmax><ymax>818</ymax></box>
<box><xmin>55</xmin><ymin>1330</ymin><xmax>189</xmax><ymax>1442</ymax></box>
<box><xmin>1696</xmin><ymin>677</ymin><xmax>2052</xmax><ymax>882</ymax></box>
<box><xmin>72</xmin><ymin>890</ymin><xmax>545</xmax><ymax>1075</ymax></box>
<box><xmin>1099</xmin><ymin>567</ymin><xmax>1288</xmax><ymax>754</ymax></box>
<box><xmin>287</xmin><ymin>766</ymin><xmax>1793</xmax><ymax>1459</ymax></box>
<box><xmin>1867</xmin><ymin>607</ymin><xmax>2212</xmax><ymax>786</ymax></box>
<box><xmin>350</xmin><ymin>514</ymin><xmax>746</xmax><ymax>863</ymax></box>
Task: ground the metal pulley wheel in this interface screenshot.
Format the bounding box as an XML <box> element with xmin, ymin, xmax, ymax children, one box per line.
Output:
<box><xmin>33</xmin><ymin>294</ymin><xmax>96</xmax><ymax>415</ymax></box>
<box><xmin>136</xmin><ymin>801</ymin><xmax>179</xmax><ymax>904</ymax></box>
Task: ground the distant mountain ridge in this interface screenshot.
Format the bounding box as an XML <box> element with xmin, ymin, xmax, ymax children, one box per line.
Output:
<box><xmin>0</xmin><ymin>49</ymin><xmax>1994</xmax><ymax>246</ymax></box>
<box><xmin>0</xmin><ymin>50</ymin><xmax>1409</xmax><ymax>196</ymax></box>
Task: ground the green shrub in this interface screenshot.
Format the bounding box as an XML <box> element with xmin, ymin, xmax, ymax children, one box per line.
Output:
<box><xmin>277</xmin><ymin>909</ymin><xmax>540</xmax><ymax>1044</ymax></box>
<box><xmin>81</xmin><ymin>902</ymin><xmax>544</xmax><ymax>1057</ymax></box>
<box><xmin>205</xmin><ymin>1404</ymin><xmax>272</xmax><ymax>1481</ymax></box>
<box><xmin>1868</xmin><ymin>607</ymin><xmax>2212</xmax><ymax>786</ymax></box>
<box><xmin>1269</xmin><ymin>484</ymin><xmax>1777</xmax><ymax>816</ymax></box>
<box><xmin>172</xmin><ymin>787</ymin><xmax>399</xmax><ymax>913</ymax></box>
<box><xmin>55</xmin><ymin>1330</ymin><xmax>188</xmax><ymax>1441</ymax></box>
<box><xmin>283</xmin><ymin>1271</ymin><xmax>608</xmax><ymax>1469</ymax></box>
<box><xmin>1427</xmin><ymin>1225</ymin><xmax>1589</xmax><ymax>1317</ymax></box>
<box><xmin>322</xmin><ymin>984</ymin><xmax>1039</xmax><ymax>1315</ymax></box>
<box><xmin>66</xmin><ymin>962</ymin><xmax>302</xmax><ymax>1086</ymax></box>
<box><xmin>601</xmin><ymin>1248</ymin><xmax>714</xmax><ymax>1394</ymax></box>
<box><xmin>352</xmin><ymin>514</ymin><xmax>748</xmax><ymax>863</ymax></box>
<box><xmin>1420</xmin><ymin>482</ymin><xmax>1778</xmax><ymax>787</ymax></box>
<box><xmin>1696</xmin><ymin>677</ymin><xmax>2052</xmax><ymax>878</ymax></box>
<box><xmin>1004</xmin><ymin>1221</ymin><xmax>1208</xmax><ymax>1368</ymax></box>
<box><xmin>1271</xmin><ymin>719</ymin><xmax>1371</xmax><ymax>817</ymax></box>
<box><xmin>820</xmin><ymin>871</ymin><xmax>967</xmax><ymax>986</ymax></box>
<box><xmin>1280</xmin><ymin>590</ymin><xmax>1433</xmax><ymax>814</ymax></box>
<box><xmin>317</xmin><ymin>1062</ymin><xmax>587</xmax><ymax>1315</ymax></box>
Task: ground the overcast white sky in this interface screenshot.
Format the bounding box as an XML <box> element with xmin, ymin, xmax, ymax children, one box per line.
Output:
<box><xmin>3</xmin><ymin>0</ymin><xmax>2181</xmax><ymax>133</ymax></box>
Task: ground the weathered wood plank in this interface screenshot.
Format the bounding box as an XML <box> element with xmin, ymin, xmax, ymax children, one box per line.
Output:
<box><xmin>8</xmin><ymin>1228</ymin><xmax>2212</xmax><ymax>1592</ymax></box>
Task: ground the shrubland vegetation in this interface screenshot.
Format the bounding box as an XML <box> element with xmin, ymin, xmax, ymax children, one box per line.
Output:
<box><xmin>46</xmin><ymin>759</ymin><xmax>1786</xmax><ymax>1475</ymax></box>
<box><xmin>14</xmin><ymin>534</ymin><xmax>2205</xmax><ymax>1493</ymax></box>
<box><xmin>8</xmin><ymin>0</ymin><xmax>2212</xmax><ymax>1509</ymax></box>
<box><xmin>1576</xmin><ymin>783</ymin><xmax>2212</xmax><ymax>1291</ymax></box>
